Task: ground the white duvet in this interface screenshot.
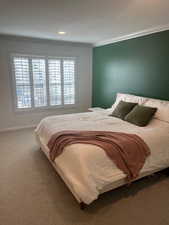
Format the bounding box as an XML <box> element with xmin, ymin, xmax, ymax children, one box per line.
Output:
<box><xmin>35</xmin><ymin>110</ymin><xmax>169</xmax><ymax>204</ymax></box>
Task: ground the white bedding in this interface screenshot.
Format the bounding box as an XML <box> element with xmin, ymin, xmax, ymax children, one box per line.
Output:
<box><xmin>35</xmin><ymin>110</ymin><xmax>169</xmax><ymax>204</ymax></box>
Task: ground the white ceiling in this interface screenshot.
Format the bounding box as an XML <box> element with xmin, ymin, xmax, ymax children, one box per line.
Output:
<box><xmin>0</xmin><ymin>0</ymin><xmax>169</xmax><ymax>46</ymax></box>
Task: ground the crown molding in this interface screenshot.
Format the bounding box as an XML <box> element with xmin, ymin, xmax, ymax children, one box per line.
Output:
<box><xmin>94</xmin><ymin>24</ymin><xmax>169</xmax><ymax>47</ymax></box>
<box><xmin>0</xmin><ymin>34</ymin><xmax>93</xmax><ymax>48</ymax></box>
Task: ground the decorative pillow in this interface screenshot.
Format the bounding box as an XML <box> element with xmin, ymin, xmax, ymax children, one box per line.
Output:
<box><xmin>110</xmin><ymin>101</ymin><xmax>138</xmax><ymax>119</ymax></box>
<box><xmin>124</xmin><ymin>105</ymin><xmax>157</xmax><ymax>127</ymax></box>
<box><xmin>144</xmin><ymin>98</ymin><xmax>169</xmax><ymax>123</ymax></box>
<box><xmin>112</xmin><ymin>93</ymin><xmax>147</xmax><ymax>110</ymax></box>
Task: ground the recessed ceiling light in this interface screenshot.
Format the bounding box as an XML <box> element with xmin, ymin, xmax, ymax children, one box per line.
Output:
<box><xmin>58</xmin><ymin>31</ymin><xmax>66</xmax><ymax>35</ymax></box>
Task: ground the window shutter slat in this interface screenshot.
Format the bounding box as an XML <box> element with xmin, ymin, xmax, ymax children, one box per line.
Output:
<box><xmin>32</xmin><ymin>59</ymin><xmax>47</xmax><ymax>107</ymax></box>
<box><xmin>12</xmin><ymin>55</ymin><xmax>76</xmax><ymax>110</ymax></box>
<box><xmin>63</xmin><ymin>60</ymin><xmax>75</xmax><ymax>105</ymax></box>
<box><xmin>48</xmin><ymin>59</ymin><xmax>62</xmax><ymax>106</ymax></box>
<box><xmin>13</xmin><ymin>57</ymin><xmax>32</xmax><ymax>108</ymax></box>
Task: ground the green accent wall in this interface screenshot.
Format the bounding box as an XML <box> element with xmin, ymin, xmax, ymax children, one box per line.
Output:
<box><xmin>93</xmin><ymin>30</ymin><xmax>169</xmax><ymax>108</ymax></box>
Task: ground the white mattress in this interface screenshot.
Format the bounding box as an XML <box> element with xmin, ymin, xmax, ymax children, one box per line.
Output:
<box><xmin>35</xmin><ymin>110</ymin><xmax>169</xmax><ymax>204</ymax></box>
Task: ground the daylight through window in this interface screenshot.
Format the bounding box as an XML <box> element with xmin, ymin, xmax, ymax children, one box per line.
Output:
<box><xmin>12</xmin><ymin>55</ymin><xmax>76</xmax><ymax>110</ymax></box>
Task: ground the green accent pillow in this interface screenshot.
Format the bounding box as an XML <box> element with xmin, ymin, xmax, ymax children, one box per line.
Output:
<box><xmin>124</xmin><ymin>105</ymin><xmax>157</xmax><ymax>127</ymax></box>
<box><xmin>110</xmin><ymin>101</ymin><xmax>138</xmax><ymax>119</ymax></box>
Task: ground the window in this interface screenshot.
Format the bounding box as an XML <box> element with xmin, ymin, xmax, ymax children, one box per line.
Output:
<box><xmin>11</xmin><ymin>55</ymin><xmax>76</xmax><ymax>110</ymax></box>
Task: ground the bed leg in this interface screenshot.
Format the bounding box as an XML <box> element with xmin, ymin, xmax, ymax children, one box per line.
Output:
<box><xmin>80</xmin><ymin>202</ymin><xmax>86</xmax><ymax>210</ymax></box>
<box><xmin>165</xmin><ymin>168</ymin><xmax>169</xmax><ymax>176</ymax></box>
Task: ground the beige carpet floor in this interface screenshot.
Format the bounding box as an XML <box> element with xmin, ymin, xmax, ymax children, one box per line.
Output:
<box><xmin>0</xmin><ymin>128</ymin><xmax>169</xmax><ymax>225</ymax></box>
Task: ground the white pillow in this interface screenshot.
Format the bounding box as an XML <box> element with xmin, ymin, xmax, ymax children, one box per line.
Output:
<box><xmin>144</xmin><ymin>98</ymin><xmax>169</xmax><ymax>123</ymax></box>
<box><xmin>112</xmin><ymin>93</ymin><xmax>147</xmax><ymax>110</ymax></box>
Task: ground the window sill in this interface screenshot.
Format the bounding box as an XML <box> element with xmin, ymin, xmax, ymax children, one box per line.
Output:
<box><xmin>14</xmin><ymin>104</ymin><xmax>78</xmax><ymax>114</ymax></box>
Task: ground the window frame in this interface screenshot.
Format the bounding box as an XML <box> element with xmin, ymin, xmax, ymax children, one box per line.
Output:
<box><xmin>10</xmin><ymin>53</ymin><xmax>78</xmax><ymax>112</ymax></box>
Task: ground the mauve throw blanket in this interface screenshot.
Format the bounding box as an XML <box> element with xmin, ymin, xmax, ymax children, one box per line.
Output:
<box><xmin>47</xmin><ymin>131</ymin><xmax>150</xmax><ymax>181</ymax></box>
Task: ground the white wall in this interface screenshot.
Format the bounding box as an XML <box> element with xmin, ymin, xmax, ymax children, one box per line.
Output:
<box><xmin>0</xmin><ymin>35</ymin><xmax>92</xmax><ymax>131</ymax></box>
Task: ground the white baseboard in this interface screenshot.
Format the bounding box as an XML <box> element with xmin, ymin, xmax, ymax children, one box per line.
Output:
<box><xmin>0</xmin><ymin>124</ymin><xmax>37</xmax><ymax>133</ymax></box>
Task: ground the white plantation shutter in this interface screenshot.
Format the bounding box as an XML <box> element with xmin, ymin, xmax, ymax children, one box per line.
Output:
<box><xmin>48</xmin><ymin>59</ymin><xmax>62</xmax><ymax>106</ymax></box>
<box><xmin>13</xmin><ymin>57</ymin><xmax>31</xmax><ymax>108</ymax></box>
<box><xmin>32</xmin><ymin>58</ymin><xmax>47</xmax><ymax>107</ymax></box>
<box><xmin>63</xmin><ymin>60</ymin><xmax>75</xmax><ymax>104</ymax></box>
<box><xmin>12</xmin><ymin>55</ymin><xmax>76</xmax><ymax>110</ymax></box>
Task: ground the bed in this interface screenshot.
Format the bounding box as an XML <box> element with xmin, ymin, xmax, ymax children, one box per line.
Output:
<box><xmin>35</xmin><ymin>93</ymin><xmax>169</xmax><ymax>208</ymax></box>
